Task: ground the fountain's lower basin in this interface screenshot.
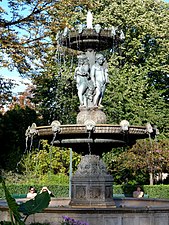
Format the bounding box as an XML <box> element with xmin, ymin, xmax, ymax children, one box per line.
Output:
<box><xmin>1</xmin><ymin>197</ymin><xmax>169</xmax><ymax>225</ymax></box>
<box><xmin>34</xmin><ymin>124</ymin><xmax>149</xmax><ymax>155</ymax></box>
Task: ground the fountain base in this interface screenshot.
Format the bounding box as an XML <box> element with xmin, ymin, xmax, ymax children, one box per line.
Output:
<box><xmin>70</xmin><ymin>155</ymin><xmax>115</xmax><ymax>207</ymax></box>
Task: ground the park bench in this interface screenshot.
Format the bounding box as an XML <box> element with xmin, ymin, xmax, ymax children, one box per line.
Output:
<box><xmin>12</xmin><ymin>194</ymin><xmax>27</xmax><ymax>198</ymax></box>
<box><xmin>113</xmin><ymin>194</ymin><xmax>149</xmax><ymax>198</ymax></box>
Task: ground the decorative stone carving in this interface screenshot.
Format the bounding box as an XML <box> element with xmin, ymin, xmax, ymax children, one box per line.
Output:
<box><xmin>77</xmin><ymin>108</ymin><xmax>107</xmax><ymax>124</ymax></box>
<box><xmin>76</xmin><ymin>186</ymin><xmax>86</xmax><ymax>199</ymax></box>
<box><xmin>70</xmin><ymin>155</ymin><xmax>115</xmax><ymax>207</ymax></box>
<box><xmin>51</xmin><ymin>120</ymin><xmax>61</xmax><ymax>133</ymax></box>
<box><xmin>74</xmin><ymin>155</ymin><xmax>108</xmax><ymax>177</ymax></box>
<box><xmin>89</xmin><ymin>187</ymin><xmax>102</xmax><ymax>198</ymax></box>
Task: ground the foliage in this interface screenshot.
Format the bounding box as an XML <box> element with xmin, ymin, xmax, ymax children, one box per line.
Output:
<box><xmin>0</xmin><ymin>176</ymin><xmax>24</xmax><ymax>225</ymax></box>
<box><xmin>18</xmin><ymin>192</ymin><xmax>50</xmax><ymax>217</ymax></box>
<box><xmin>0</xmin><ymin>183</ymin><xmax>69</xmax><ymax>199</ymax></box>
<box><xmin>30</xmin><ymin>69</ymin><xmax>79</xmax><ymax>125</ymax></box>
<box><xmin>92</xmin><ymin>0</ymin><xmax>169</xmax><ymax>135</ymax></box>
<box><xmin>0</xmin><ymin>105</ymin><xmax>37</xmax><ymax>171</ymax></box>
<box><xmin>60</xmin><ymin>216</ymin><xmax>89</xmax><ymax>225</ymax></box>
<box><xmin>0</xmin><ymin>0</ymin><xmax>90</xmax><ymax>75</ymax></box>
<box><xmin>102</xmin><ymin>138</ymin><xmax>169</xmax><ymax>185</ymax></box>
<box><xmin>32</xmin><ymin>173</ymin><xmax>69</xmax><ymax>186</ymax></box>
<box><xmin>0</xmin><ymin>77</ymin><xmax>17</xmax><ymax>110</ymax></box>
<box><xmin>104</xmin><ymin>65</ymin><xmax>169</xmax><ymax>132</ymax></box>
<box><xmin>143</xmin><ymin>185</ymin><xmax>169</xmax><ymax>199</ymax></box>
<box><xmin>17</xmin><ymin>140</ymin><xmax>81</xmax><ymax>179</ymax></box>
<box><xmin>0</xmin><ymin>176</ymin><xmax>51</xmax><ymax>224</ymax></box>
<box><xmin>102</xmin><ymin>148</ymin><xmax>150</xmax><ymax>185</ymax></box>
<box><xmin>8</xmin><ymin>87</ymin><xmax>35</xmax><ymax>111</ymax></box>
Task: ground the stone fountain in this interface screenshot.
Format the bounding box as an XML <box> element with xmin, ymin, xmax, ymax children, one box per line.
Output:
<box><xmin>2</xmin><ymin>11</ymin><xmax>169</xmax><ymax>225</ymax></box>
<box><xmin>25</xmin><ymin>11</ymin><xmax>152</xmax><ymax>209</ymax></box>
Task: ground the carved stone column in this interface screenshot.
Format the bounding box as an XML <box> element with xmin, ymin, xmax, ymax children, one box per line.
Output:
<box><xmin>70</xmin><ymin>155</ymin><xmax>115</xmax><ymax>207</ymax></box>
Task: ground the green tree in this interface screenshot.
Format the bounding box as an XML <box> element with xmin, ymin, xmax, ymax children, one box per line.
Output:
<box><xmin>104</xmin><ymin>64</ymin><xmax>168</xmax><ymax>133</ymax></box>
<box><xmin>0</xmin><ymin>105</ymin><xmax>37</xmax><ymax>171</ymax></box>
<box><xmin>103</xmin><ymin>138</ymin><xmax>169</xmax><ymax>185</ymax></box>
<box><xmin>18</xmin><ymin>140</ymin><xmax>81</xmax><ymax>183</ymax></box>
<box><xmin>93</xmin><ymin>0</ymin><xmax>169</xmax><ymax>136</ymax></box>
<box><xmin>0</xmin><ymin>0</ymin><xmax>90</xmax><ymax>74</ymax></box>
<box><xmin>0</xmin><ymin>76</ymin><xmax>16</xmax><ymax>110</ymax></box>
<box><xmin>0</xmin><ymin>0</ymin><xmax>89</xmax><ymax>125</ymax></box>
<box><xmin>30</xmin><ymin>65</ymin><xmax>79</xmax><ymax>125</ymax></box>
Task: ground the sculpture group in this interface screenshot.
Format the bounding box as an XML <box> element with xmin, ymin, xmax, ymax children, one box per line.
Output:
<box><xmin>74</xmin><ymin>53</ymin><xmax>109</xmax><ymax>109</ymax></box>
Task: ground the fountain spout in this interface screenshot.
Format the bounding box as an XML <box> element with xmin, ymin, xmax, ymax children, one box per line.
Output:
<box><xmin>51</xmin><ymin>120</ymin><xmax>61</xmax><ymax>145</ymax></box>
<box><xmin>25</xmin><ymin>123</ymin><xmax>38</xmax><ymax>151</ymax></box>
<box><xmin>84</xmin><ymin>120</ymin><xmax>95</xmax><ymax>154</ymax></box>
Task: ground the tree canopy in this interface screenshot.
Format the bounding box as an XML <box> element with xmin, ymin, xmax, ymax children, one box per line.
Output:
<box><xmin>0</xmin><ymin>77</ymin><xmax>16</xmax><ymax>110</ymax></box>
<box><xmin>0</xmin><ymin>0</ymin><xmax>90</xmax><ymax>75</ymax></box>
<box><xmin>103</xmin><ymin>138</ymin><xmax>169</xmax><ymax>185</ymax></box>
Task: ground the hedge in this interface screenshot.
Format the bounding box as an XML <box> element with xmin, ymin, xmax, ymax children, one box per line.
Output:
<box><xmin>0</xmin><ymin>184</ymin><xmax>69</xmax><ymax>199</ymax></box>
<box><xmin>1</xmin><ymin>184</ymin><xmax>169</xmax><ymax>199</ymax></box>
<box><xmin>113</xmin><ymin>184</ymin><xmax>169</xmax><ymax>199</ymax></box>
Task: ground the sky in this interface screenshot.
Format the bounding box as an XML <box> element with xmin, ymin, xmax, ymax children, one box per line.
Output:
<box><xmin>0</xmin><ymin>0</ymin><xmax>31</xmax><ymax>95</ymax></box>
<box><xmin>0</xmin><ymin>68</ymin><xmax>31</xmax><ymax>95</ymax></box>
<box><xmin>1</xmin><ymin>0</ymin><xmax>169</xmax><ymax>94</ymax></box>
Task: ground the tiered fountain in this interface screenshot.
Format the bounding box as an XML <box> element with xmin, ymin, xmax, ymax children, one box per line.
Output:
<box><xmin>1</xmin><ymin>11</ymin><xmax>169</xmax><ymax>225</ymax></box>
<box><xmin>26</xmin><ymin>11</ymin><xmax>151</xmax><ymax>208</ymax></box>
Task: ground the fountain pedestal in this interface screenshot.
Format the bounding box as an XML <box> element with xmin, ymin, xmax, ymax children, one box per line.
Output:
<box><xmin>77</xmin><ymin>108</ymin><xmax>107</xmax><ymax>124</ymax></box>
<box><xmin>70</xmin><ymin>155</ymin><xmax>115</xmax><ymax>207</ymax></box>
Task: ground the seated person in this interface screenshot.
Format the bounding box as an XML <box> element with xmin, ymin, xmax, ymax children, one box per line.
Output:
<box><xmin>27</xmin><ymin>186</ymin><xmax>37</xmax><ymax>199</ymax></box>
<box><xmin>40</xmin><ymin>186</ymin><xmax>55</xmax><ymax>197</ymax></box>
<box><xmin>133</xmin><ymin>186</ymin><xmax>144</xmax><ymax>198</ymax></box>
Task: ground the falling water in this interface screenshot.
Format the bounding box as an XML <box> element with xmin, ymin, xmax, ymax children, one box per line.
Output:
<box><xmin>146</xmin><ymin>122</ymin><xmax>154</xmax><ymax>185</ymax></box>
<box><xmin>48</xmin><ymin>120</ymin><xmax>61</xmax><ymax>177</ymax></box>
<box><xmin>87</xmin><ymin>130</ymin><xmax>92</xmax><ymax>155</ymax></box>
<box><xmin>16</xmin><ymin>123</ymin><xmax>38</xmax><ymax>172</ymax></box>
<box><xmin>49</xmin><ymin>132</ymin><xmax>57</xmax><ymax>175</ymax></box>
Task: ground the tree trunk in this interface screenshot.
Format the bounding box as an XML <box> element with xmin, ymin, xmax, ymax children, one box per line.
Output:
<box><xmin>149</xmin><ymin>172</ymin><xmax>154</xmax><ymax>185</ymax></box>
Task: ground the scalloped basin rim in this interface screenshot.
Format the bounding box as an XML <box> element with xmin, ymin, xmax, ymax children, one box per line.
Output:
<box><xmin>34</xmin><ymin>125</ymin><xmax>148</xmax><ymax>136</ymax></box>
<box><xmin>32</xmin><ymin>125</ymin><xmax>149</xmax><ymax>152</ymax></box>
<box><xmin>35</xmin><ymin>124</ymin><xmax>148</xmax><ymax>129</ymax></box>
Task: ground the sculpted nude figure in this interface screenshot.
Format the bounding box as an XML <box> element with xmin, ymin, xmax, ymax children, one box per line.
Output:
<box><xmin>74</xmin><ymin>54</ymin><xmax>94</xmax><ymax>108</ymax></box>
<box><xmin>90</xmin><ymin>54</ymin><xmax>109</xmax><ymax>107</ymax></box>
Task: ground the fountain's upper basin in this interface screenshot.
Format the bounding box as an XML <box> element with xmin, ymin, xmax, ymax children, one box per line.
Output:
<box><xmin>61</xmin><ymin>28</ymin><xmax>116</xmax><ymax>51</ymax></box>
<box><xmin>34</xmin><ymin>124</ymin><xmax>149</xmax><ymax>154</ymax></box>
